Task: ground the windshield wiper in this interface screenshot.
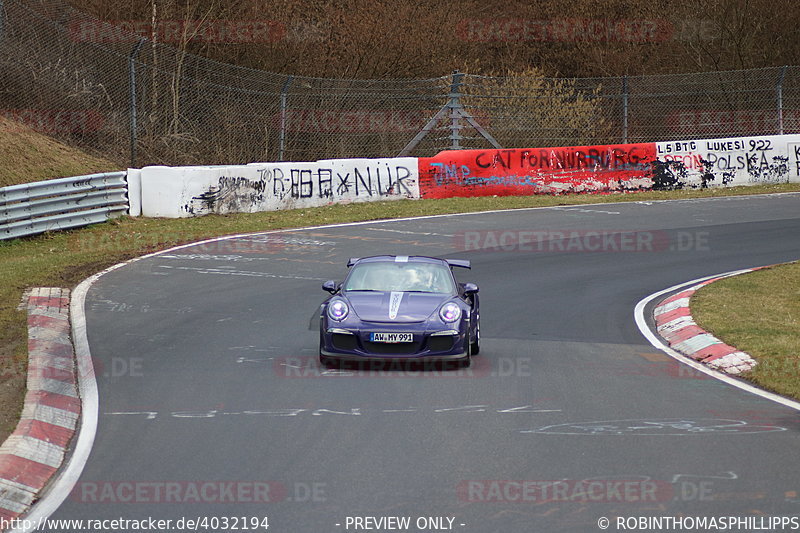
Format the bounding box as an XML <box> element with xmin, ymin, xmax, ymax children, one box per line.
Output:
<box><xmin>345</xmin><ymin>289</ymin><xmax>385</xmax><ymax>292</ymax></box>
<box><xmin>404</xmin><ymin>290</ymin><xmax>441</xmax><ymax>293</ymax></box>
<box><xmin>346</xmin><ymin>289</ymin><xmax>444</xmax><ymax>293</ymax></box>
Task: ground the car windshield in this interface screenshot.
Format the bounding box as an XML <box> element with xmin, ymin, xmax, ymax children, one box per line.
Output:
<box><xmin>344</xmin><ymin>262</ymin><xmax>456</xmax><ymax>293</ymax></box>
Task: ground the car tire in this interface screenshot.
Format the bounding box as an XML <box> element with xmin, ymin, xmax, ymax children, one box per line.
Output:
<box><xmin>319</xmin><ymin>353</ymin><xmax>334</xmax><ymax>368</ymax></box>
<box><xmin>319</xmin><ymin>331</ymin><xmax>334</xmax><ymax>368</ymax></box>
<box><xmin>460</xmin><ymin>340</ymin><xmax>472</xmax><ymax>368</ymax></box>
<box><xmin>470</xmin><ymin>317</ymin><xmax>480</xmax><ymax>355</ymax></box>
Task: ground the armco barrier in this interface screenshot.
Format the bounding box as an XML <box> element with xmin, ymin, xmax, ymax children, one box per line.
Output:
<box><xmin>417</xmin><ymin>134</ymin><xmax>800</xmax><ymax>198</ymax></box>
<box><xmin>0</xmin><ymin>172</ymin><xmax>128</xmax><ymax>240</ymax></box>
<box><xmin>138</xmin><ymin>158</ymin><xmax>420</xmax><ymax>218</ymax></box>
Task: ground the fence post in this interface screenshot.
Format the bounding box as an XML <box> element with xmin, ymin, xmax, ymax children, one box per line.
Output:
<box><xmin>777</xmin><ymin>65</ymin><xmax>788</xmax><ymax>135</ymax></box>
<box><xmin>622</xmin><ymin>75</ymin><xmax>629</xmax><ymax>144</ymax></box>
<box><xmin>448</xmin><ymin>70</ymin><xmax>464</xmax><ymax>150</ymax></box>
<box><xmin>0</xmin><ymin>0</ymin><xmax>5</xmax><ymax>43</ymax></box>
<box><xmin>128</xmin><ymin>39</ymin><xmax>145</xmax><ymax>168</ymax></box>
<box><xmin>279</xmin><ymin>75</ymin><xmax>293</xmax><ymax>162</ymax></box>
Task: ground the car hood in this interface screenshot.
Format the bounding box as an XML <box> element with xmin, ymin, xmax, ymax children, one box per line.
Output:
<box><xmin>344</xmin><ymin>291</ymin><xmax>451</xmax><ymax>323</ymax></box>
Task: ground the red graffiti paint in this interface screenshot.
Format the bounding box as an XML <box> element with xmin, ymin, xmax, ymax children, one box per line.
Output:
<box><xmin>418</xmin><ymin>143</ymin><xmax>658</xmax><ymax>198</ymax></box>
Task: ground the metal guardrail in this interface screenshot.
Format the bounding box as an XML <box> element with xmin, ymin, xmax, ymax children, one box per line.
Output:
<box><xmin>0</xmin><ymin>172</ymin><xmax>128</xmax><ymax>240</ymax></box>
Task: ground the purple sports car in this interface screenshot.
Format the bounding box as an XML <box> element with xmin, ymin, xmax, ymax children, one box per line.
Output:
<box><xmin>319</xmin><ymin>256</ymin><xmax>480</xmax><ymax>368</ymax></box>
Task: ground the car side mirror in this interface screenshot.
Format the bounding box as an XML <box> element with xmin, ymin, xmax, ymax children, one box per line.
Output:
<box><xmin>463</xmin><ymin>282</ymin><xmax>479</xmax><ymax>295</ymax></box>
<box><xmin>322</xmin><ymin>280</ymin><xmax>339</xmax><ymax>294</ymax></box>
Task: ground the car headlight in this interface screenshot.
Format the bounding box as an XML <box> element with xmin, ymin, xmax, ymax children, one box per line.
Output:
<box><xmin>328</xmin><ymin>299</ymin><xmax>349</xmax><ymax>321</ymax></box>
<box><xmin>439</xmin><ymin>302</ymin><xmax>461</xmax><ymax>323</ymax></box>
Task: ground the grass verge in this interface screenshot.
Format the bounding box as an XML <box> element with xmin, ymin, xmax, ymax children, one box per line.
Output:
<box><xmin>692</xmin><ymin>262</ymin><xmax>800</xmax><ymax>401</ymax></box>
<box><xmin>0</xmin><ymin>116</ymin><xmax>119</xmax><ymax>188</ymax></box>
<box><xmin>1</xmin><ymin>182</ymin><xmax>800</xmax><ymax>439</ymax></box>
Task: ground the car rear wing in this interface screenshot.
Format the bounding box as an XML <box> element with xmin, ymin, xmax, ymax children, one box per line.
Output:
<box><xmin>347</xmin><ymin>257</ymin><xmax>471</xmax><ymax>269</ymax></box>
<box><xmin>446</xmin><ymin>259</ymin><xmax>471</xmax><ymax>269</ymax></box>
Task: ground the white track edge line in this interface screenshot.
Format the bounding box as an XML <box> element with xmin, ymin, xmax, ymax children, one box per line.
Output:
<box><xmin>634</xmin><ymin>268</ymin><xmax>800</xmax><ymax>412</ymax></box>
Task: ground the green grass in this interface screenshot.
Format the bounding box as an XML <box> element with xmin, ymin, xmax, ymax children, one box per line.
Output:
<box><xmin>1</xmin><ymin>182</ymin><xmax>800</xmax><ymax>439</ymax></box>
<box><xmin>0</xmin><ymin>116</ymin><xmax>118</xmax><ymax>188</ymax></box>
<box><xmin>692</xmin><ymin>262</ymin><xmax>800</xmax><ymax>400</ymax></box>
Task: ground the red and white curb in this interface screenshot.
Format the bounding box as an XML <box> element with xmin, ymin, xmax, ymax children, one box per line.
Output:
<box><xmin>653</xmin><ymin>271</ymin><xmax>764</xmax><ymax>375</ymax></box>
<box><xmin>637</xmin><ymin>267</ymin><xmax>800</xmax><ymax>411</ymax></box>
<box><xmin>0</xmin><ymin>289</ymin><xmax>79</xmax><ymax>521</ymax></box>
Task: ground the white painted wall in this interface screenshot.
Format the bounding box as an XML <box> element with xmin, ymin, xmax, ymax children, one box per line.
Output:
<box><xmin>139</xmin><ymin>158</ymin><xmax>420</xmax><ymax>218</ymax></box>
<box><xmin>139</xmin><ymin>165</ymin><xmax>231</xmax><ymax>218</ymax></box>
<box><xmin>133</xmin><ymin>135</ymin><xmax>799</xmax><ymax>218</ymax></box>
<box><xmin>126</xmin><ymin>168</ymin><xmax>142</xmax><ymax>217</ymax></box>
<box><xmin>656</xmin><ymin>134</ymin><xmax>800</xmax><ymax>187</ymax></box>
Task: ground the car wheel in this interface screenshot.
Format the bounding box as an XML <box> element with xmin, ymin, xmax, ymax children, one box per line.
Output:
<box><xmin>320</xmin><ymin>352</ymin><xmax>340</xmax><ymax>368</ymax></box>
<box><xmin>319</xmin><ymin>331</ymin><xmax>333</xmax><ymax>368</ymax></box>
<box><xmin>460</xmin><ymin>338</ymin><xmax>472</xmax><ymax>368</ymax></box>
<box><xmin>470</xmin><ymin>316</ymin><xmax>480</xmax><ymax>355</ymax></box>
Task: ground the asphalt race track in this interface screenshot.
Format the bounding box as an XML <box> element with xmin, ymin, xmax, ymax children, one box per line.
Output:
<box><xmin>47</xmin><ymin>193</ymin><xmax>800</xmax><ymax>532</ymax></box>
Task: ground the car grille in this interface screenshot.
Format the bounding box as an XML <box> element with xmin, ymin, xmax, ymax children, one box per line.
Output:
<box><xmin>426</xmin><ymin>336</ymin><xmax>455</xmax><ymax>352</ymax></box>
<box><xmin>363</xmin><ymin>341</ymin><xmax>421</xmax><ymax>355</ymax></box>
<box><xmin>332</xmin><ymin>333</ymin><xmax>358</xmax><ymax>351</ymax></box>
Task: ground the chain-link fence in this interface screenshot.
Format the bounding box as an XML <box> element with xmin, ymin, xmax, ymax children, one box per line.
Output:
<box><xmin>1</xmin><ymin>0</ymin><xmax>799</xmax><ymax>168</ymax></box>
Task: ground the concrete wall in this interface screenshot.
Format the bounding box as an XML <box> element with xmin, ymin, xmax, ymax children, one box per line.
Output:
<box><xmin>417</xmin><ymin>134</ymin><xmax>800</xmax><ymax>199</ymax></box>
<box><xmin>417</xmin><ymin>143</ymin><xmax>656</xmax><ymax>198</ymax></box>
<box><xmin>653</xmin><ymin>135</ymin><xmax>800</xmax><ymax>188</ymax></box>
<box><xmin>139</xmin><ymin>158</ymin><xmax>419</xmax><ymax>218</ymax></box>
<box><xmin>132</xmin><ymin>135</ymin><xmax>800</xmax><ymax>217</ymax></box>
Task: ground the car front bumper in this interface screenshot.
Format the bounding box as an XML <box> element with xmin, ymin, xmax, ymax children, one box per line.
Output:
<box><xmin>320</xmin><ymin>346</ymin><xmax>469</xmax><ymax>363</ymax></box>
<box><xmin>321</xmin><ymin>322</ymin><xmax>468</xmax><ymax>358</ymax></box>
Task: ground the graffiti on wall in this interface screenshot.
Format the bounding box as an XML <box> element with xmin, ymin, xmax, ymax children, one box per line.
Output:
<box><xmin>184</xmin><ymin>159</ymin><xmax>420</xmax><ymax>216</ymax></box>
<box><xmin>418</xmin><ymin>144</ymin><xmax>657</xmax><ymax>198</ymax></box>
<box><xmin>791</xmin><ymin>143</ymin><xmax>800</xmax><ymax>179</ymax></box>
<box><xmin>139</xmin><ymin>135</ymin><xmax>800</xmax><ymax>218</ymax></box>
<box><xmin>417</xmin><ymin>135</ymin><xmax>800</xmax><ymax>199</ymax></box>
<box><xmin>654</xmin><ymin>136</ymin><xmax>797</xmax><ymax>189</ymax></box>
